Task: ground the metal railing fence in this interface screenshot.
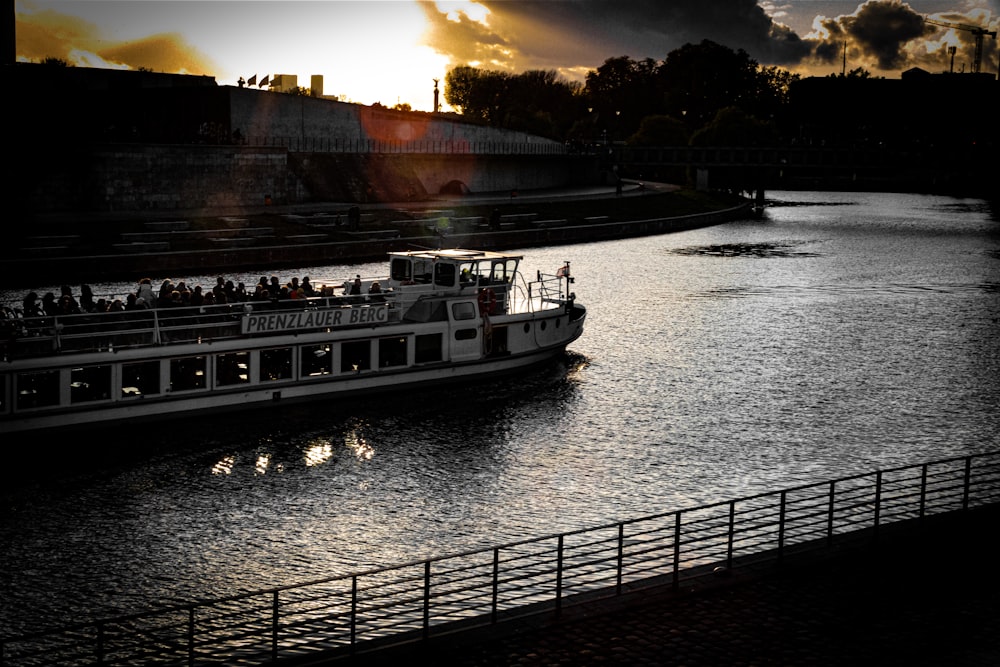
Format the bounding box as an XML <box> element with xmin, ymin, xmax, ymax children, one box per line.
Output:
<box><xmin>2</xmin><ymin>451</ymin><xmax>998</xmax><ymax>666</ymax></box>
<box><xmin>239</xmin><ymin>136</ymin><xmax>568</xmax><ymax>155</ymax></box>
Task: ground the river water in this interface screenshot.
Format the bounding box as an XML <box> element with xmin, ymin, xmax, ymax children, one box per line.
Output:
<box><xmin>2</xmin><ymin>190</ymin><xmax>999</xmax><ymax>637</ymax></box>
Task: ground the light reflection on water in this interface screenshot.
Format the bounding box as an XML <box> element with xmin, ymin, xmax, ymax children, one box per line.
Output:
<box><xmin>2</xmin><ymin>191</ymin><xmax>999</xmax><ymax>636</ymax></box>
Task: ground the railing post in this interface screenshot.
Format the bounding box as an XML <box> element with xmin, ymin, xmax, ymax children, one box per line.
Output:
<box><xmin>491</xmin><ymin>547</ymin><xmax>499</xmax><ymax>624</ymax></box>
<box><xmin>919</xmin><ymin>464</ymin><xmax>928</xmax><ymax>519</ymax></box>
<box><xmin>778</xmin><ymin>491</ymin><xmax>787</xmax><ymax>562</ymax></box>
<box><xmin>423</xmin><ymin>561</ymin><xmax>431</xmax><ymax>640</ymax></box>
<box><xmin>271</xmin><ymin>590</ymin><xmax>279</xmax><ymax>662</ymax></box>
<box><xmin>726</xmin><ymin>501</ymin><xmax>735</xmax><ymax>570</ymax></box>
<box><xmin>187</xmin><ymin>607</ymin><xmax>195</xmax><ymax>667</ymax></box>
<box><xmin>350</xmin><ymin>575</ymin><xmax>357</xmax><ymax>652</ymax></box>
<box><xmin>556</xmin><ymin>535</ymin><xmax>564</xmax><ymax>614</ymax></box>
<box><xmin>616</xmin><ymin>523</ymin><xmax>624</xmax><ymax>595</ymax></box>
<box><xmin>96</xmin><ymin>621</ymin><xmax>105</xmax><ymax>665</ymax></box>
<box><xmin>963</xmin><ymin>456</ymin><xmax>972</xmax><ymax>510</ymax></box>
<box><xmin>672</xmin><ymin>512</ymin><xmax>681</xmax><ymax>590</ymax></box>
<box><xmin>874</xmin><ymin>471</ymin><xmax>883</xmax><ymax>539</ymax></box>
<box><xmin>827</xmin><ymin>481</ymin><xmax>836</xmax><ymax>546</ymax></box>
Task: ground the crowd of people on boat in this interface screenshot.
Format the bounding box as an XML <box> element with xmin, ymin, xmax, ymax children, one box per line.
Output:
<box><xmin>6</xmin><ymin>273</ymin><xmax>356</xmax><ymax>322</ymax></box>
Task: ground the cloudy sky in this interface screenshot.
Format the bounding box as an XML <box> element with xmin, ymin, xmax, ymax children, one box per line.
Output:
<box><xmin>14</xmin><ymin>0</ymin><xmax>1000</xmax><ymax>111</ymax></box>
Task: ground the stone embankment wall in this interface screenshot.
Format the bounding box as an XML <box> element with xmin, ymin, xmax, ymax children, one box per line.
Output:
<box><xmin>228</xmin><ymin>88</ymin><xmax>562</xmax><ymax>150</ymax></box>
<box><xmin>25</xmin><ymin>88</ymin><xmax>585</xmax><ymax>214</ymax></box>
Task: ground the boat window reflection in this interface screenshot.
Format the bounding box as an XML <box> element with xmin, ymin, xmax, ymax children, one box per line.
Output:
<box><xmin>260</xmin><ymin>348</ymin><xmax>293</xmax><ymax>382</ymax></box>
<box><xmin>378</xmin><ymin>337</ymin><xmax>407</xmax><ymax>368</ymax></box>
<box><xmin>216</xmin><ymin>352</ymin><xmax>250</xmax><ymax>386</ymax></box>
<box><xmin>302</xmin><ymin>344</ymin><xmax>333</xmax><ymax>377</ymax></box>
<box><xmin>16</xmin><ymin>370</ymin><xmax>59</xmax><ymax>409</ymax></box>
<box><xmin>70</xmin><ymin>365</ymin><xmax>111</xmax><ymax>403</ymax></box>
<box><xmin>340</xmin><ymin>341</ymin><xmax>370</xmax><ymax>373</ymax></box>
<box><xmin>452</xmin><ymin>302</ymin><xmax>476</xmax><ymax>320</ymax></box>
<box><xmin>414</xmin><ymin>333</ymin><xmax>443</xmax><ymax>363</ymax></box>
<box><xmin>122</xmin><ymin>360</ymin><xmax>160</xmax><ymax>398</ymax></box>
<box><xmin>170</xmin><ymin>356</ymin><xmax>207</xmax><ymax>392</ymax></box>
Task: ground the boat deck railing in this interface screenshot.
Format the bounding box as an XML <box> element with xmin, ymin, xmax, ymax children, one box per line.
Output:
<box><xmin>2</xmin><ymin>277</ymin><xmax>573</xmax><ymax>360</ymax></box>
<box><xmin>2</xmin><ymin>451</ymin><xmax>997</xmax><ymax>666</ymax></box>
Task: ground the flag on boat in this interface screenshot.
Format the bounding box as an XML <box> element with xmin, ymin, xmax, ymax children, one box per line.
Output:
<box><xmin>247</xmin><ymin>74</ymin><xmax>257</xmax><ymax>86</ymax></box>
<box><xmin>259</xmin><ymin>74</ymin><xmax>270</xmax><ymax>87</ymax></box>
<box><xmin>556</xmin><ymin>265</ymin><xmax>569</xmax><ymax>278</ymax></box>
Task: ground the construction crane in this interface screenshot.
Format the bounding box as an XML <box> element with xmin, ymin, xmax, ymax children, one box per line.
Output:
<box><xmin>924</xmin><ymin>17</ymin><xmax>997</xmax><ymax>74</ymax></box>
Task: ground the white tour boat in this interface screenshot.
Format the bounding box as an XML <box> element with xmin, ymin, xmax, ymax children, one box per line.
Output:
<box><xmin>0</xmin><ymin>249</ymin><xmax>585</xmax><ymax>434</ymax></box>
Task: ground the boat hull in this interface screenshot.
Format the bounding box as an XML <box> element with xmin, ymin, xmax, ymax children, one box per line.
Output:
<box><xmin>1</xmin><ymin>249</ymin><xmax>585</xmax><ymax>435</ymax></box>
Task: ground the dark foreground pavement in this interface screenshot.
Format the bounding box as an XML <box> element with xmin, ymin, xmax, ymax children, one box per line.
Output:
<box><xmin>318</xmin><ymin>505</ymin><xmax>999</xmax><ymax>666</ymax></box>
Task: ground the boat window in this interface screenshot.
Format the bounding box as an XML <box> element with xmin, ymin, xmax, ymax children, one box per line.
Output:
<box><xmin>378</xmin><ymin>337</ymin><xmax>407</xmax><ymax>368</ymax></box>
<box><xmin>170</xmin><ymin>356</ymin><xmax>207</xmax><ymax>392</ymax></box>
<box><xmin>70</xmin><ymin>365</ymin><xmax>112</xmax><ymax>403</ymax></box>
<box><xmin>341</xmin><ymin>341</ymin><xmax>371</xmax><ymax>373</ymax></box>
<box><xmin>302</xmin><ymin>344</ymin><xmax>332</xmax><ymax>377</ymax></box>
<box><xmin>260</xmin><ymin>348</ymin><xmax>293</xmax><ymax>382</ymax></box>
<box><xmin>414</xmin><ymin>333</ymin><xmax>443</xmax><ymax>363</ymax></box>
<box><xmin>390</xmin><ymin>258</ymin><xmax>412</xmax><ymax>282</ymax></box>
<box><xmin>217</xmin><ymin>352</ymin><xmax>251</xmax><ymax>386</ymax></box>
<box><xmin>122</xmin><ymin>361</ymin><xmax>160</xmax><ymax>398</ymax></box>
<box><xmin>15</xmin><ymin>370</ymin><xmax>60</xmax><ymax>409</ymax></box>
<box><xmin>434</xmin><ymin>262</ymin><xmax>456</xmax><ymax>287</ymax></box>
<box><xmin>491</xmin><ymin>259</ymin><xmax>518</xmax><ymax>284</ymax></box>
<box><xmin>459</xmin><ymin>262</ymin><xmax>478</xmax><ymax>286</ymax></box>
<box><xmin>454</xmin><ymin>328</ymin><xmax>477</xmax><ymax>340</ymax></box>
<box><xmin>452</xmin><ymin>302</ymin><xmax>477</xmax><ymax>321</ymax></box>
<box><xmin>413</xmin><ymin>259</ymin><xmax>434</xmax><ymax>284</ymax></box>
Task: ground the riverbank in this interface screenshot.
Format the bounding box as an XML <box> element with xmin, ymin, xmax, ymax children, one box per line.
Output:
<box><xmin>2</xmin><ymin>184</ymin><xmax>749</xmax><ymax>287</ymax></box>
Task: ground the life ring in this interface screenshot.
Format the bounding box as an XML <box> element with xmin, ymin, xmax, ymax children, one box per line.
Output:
<box><xmin>477</xmin><ymin>288</ymin><xmax>497</xmax><ymax>315</ymax></box>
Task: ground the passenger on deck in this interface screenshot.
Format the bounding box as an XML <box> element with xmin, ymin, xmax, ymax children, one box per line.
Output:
<box><xmin>21</xmin><ymin>292</ymin><xmax>43</xmax><ymax>318</ymax></box>
<box><xmin>137</xmin><ymin>278</ymin><xmax>155</xmax><ymax>306</ymax></box>
<box><xmin>369</xmin><ymin>282</ymin><xmax>385</xmax><ymax>302</ymax></box>
<box><xmin>157</xmin><ymin>280</ymin><xmax>175</xmax><ymax>308</ymax></box>
<box><xmin>60</xmin><ymin>285</ymin><xmax>80</xmax><ymax>314</ymax></box>
<box><xmin>58</xmin><ymin>294</ymin><xmax>80</xmax><ymax>315</ymax></box>
<box><xmin>190</xmin><ymin>285</ymin><xmax>205</xmax><ymax>307</ymax></box>
<box><xmin>350</xmin><ymin>275</ymin><xmax>362</xmax><ymax>296</ymax></box>
<box><xmin>80</xmin><ymin>285</ymin><xmax>96</xmax><ymax>313</ymax></box>
<box><xmin>301</xmin><ymin>276</ymin><xmax>317</xmax><ymax>297</ymax></box>
<box><xmin>42</xmin><ymin>292</ymin><xmax>58</xmax><ymax>316</ymax></box>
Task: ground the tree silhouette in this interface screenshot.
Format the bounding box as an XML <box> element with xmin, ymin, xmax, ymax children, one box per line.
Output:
<box><xmin>445</xmin><ymin>40</ymin><xmax>799</xmax><ymax>144</ymax></box>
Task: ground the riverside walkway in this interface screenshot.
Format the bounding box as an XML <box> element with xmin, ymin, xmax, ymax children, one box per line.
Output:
<box><xmin>324</xmin><ymin>505</ymin><xmax>1000</xmax><ymax>666</ymax></box>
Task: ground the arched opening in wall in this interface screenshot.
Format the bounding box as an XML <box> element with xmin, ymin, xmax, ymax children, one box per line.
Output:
<box><xmin>440</xmin><ymin>180</ymin><xmax>470</xmax><ymax>195</ymax></box>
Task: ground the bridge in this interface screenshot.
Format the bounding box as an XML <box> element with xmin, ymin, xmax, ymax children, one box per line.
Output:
<box><xmin>606</xmin><ymin>143</ymin><xmax>997</xmax><ymax>198</ymax></box>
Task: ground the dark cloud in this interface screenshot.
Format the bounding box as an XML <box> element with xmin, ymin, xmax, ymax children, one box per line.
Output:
<box><xmin>422</xmin><ymin>1</ymin><xmax>997</xmax><ymax>79</ymax></box>
<box><xmin>808</xmin><ymin>1</ymin><xmax>1000</xmax><ymax>75</ymax></box>
<box><xmin>422</xmin><ymin>0</ymin><xmax>812</xmax><ymax>74</ymax></box>
<box><xmin>815</xmin><ymin>1</ymin><xmax>929</xmax><ymax>70</ymax></box>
